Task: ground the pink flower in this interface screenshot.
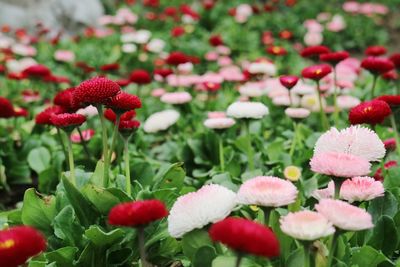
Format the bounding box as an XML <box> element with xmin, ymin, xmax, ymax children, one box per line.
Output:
<box><xmin>343</xmin><ymin>1</ymin><xmax>360</xmax><ymax>13</ymax></box>
<box><xmin>340</xmin><ymin>176</ymin><xmax>384</xmax><ymax>202</ymax></box>
<box><xmin>316</xmin><ymin>199</ymin><xmax>374</xmax><ymax>231</ymax></box>
<box><xmin>304</xmin><ymin>32</ymin><xmax>323</xmax><ymax>46</ymax></box>
<box><xmin>204</xmin><ymin>118</ymin><xmax>235</xmax><ymax>129</ymax></box>
<box><xmin>70</xmin><ymin>129</ymin><xmax>95</xmax><ymax>143</ymax></box>
<box><xmin>285</xmin><ymin>108</ymin><xmax>311</xmax><ymax>119</ymax></box>
<box><xmin>216</xmin><ymin>46</ymin><xmax>231</xmax><ymax>55</ymax></box>
<box><xmin>205</xmin><ymin>51</ymin><xmax>219</xmax><ymax>61</ymax></box>
<box><xmin>219</xmin><ymin>66</ymin><xmax>245</xmax><ymax>81</ymax></box>
<box><xmin>280</xmin><ymin>211</ymin><xmax>335</xmax><ymax>240</ymax></box>
<box><xmin>151</xmin><ymin>88</ymin><xmax>166</xmax><ymax>97</ymax></box>
<box><xmin>303</xmin><ymin>19</ymin><xmax>324</xmax><ymax>33</ymax></box>
<box><xmin>310</xmin><ymin>152</ymin><xmax>371</xmax><ymax>177</ymax></box>
<box><xmin>337</xmin><ymin>95</ymin><xmax>360</xmax><ymax>109</ymax></box>
<box><xmin>208</xmin><ymin>112</ymin><xmax>226</xmax><ymax>119</ymax></box>
<box><xmin>327</xmin><ymin>15</ymin><xmax>346</xmax><ymax>32</ymax></box>
<box><xmin>237</xmin><ymin>176</ymin><xmax>298</xmax><ymax>207</ymax></box>
<box><xmin>218</xmin><ymin>56</ymin><xmax>233</xmax><ymax>67</ymax></box>
<box><xmin>54</xmin><ymin>50</ymin><xmax>75</xmax><ymax>62</ymax></box>
<box><xmin>312</xmin><ymin>181</ymin><xmax>334</xmax><ymax>200</ymax></box>
<box><xmin>160</xmin><ymin>92</ymin><xmax>192</xmax><ymax>104</ymax></box>
<box><xmin>200</xmin><ymin>72</ymin><xmax>224</xmax><ymax>84</ymax></box>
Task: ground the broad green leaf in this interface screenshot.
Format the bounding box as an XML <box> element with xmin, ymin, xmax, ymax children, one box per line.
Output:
<box><xmin>367</xmin><ymin>215</ymin><xmax>399</xmax><ymax>256</ymax></box>
<box><xmin>45</xmin><ymin>246</ymin><xmax>78</xmax><ymax>267</ymax></box>
<box><xmin>153</xmin><ymin>162</ymin><xmax>185</xmax><ymax>190</ymax></box>
<box><xmin>286</xmin><ymin>247</ymin><xmax>304</xmax><ymax>267</ymax></box>
<box><xmin>193</xmin><ymin>246</ymin><xmax>217</xmax><ymax>267</ymax></box>
<box><xmin>90</xmin><ymin>160</ymin><xmax>104</xmax><ymax>187</ymax></box>
<box><xmin>368</xmin><ymin>193</ymin><xmax>398</xmax><ymax>223</ymax></box>
<box><xmin>82</xmin><ymin>184</ymin><xmax>121</xmax><ymax>214</ymax></box>
<box><xmin>351</xmin><ymin>246</ymin><xmax>388</xmax><ymax>267</ymax></box>
<box><xmin>28</xmin><ymin>147</ymin><xmax>51</xmax><ymax>174</ymax></box>
<box><xmin>84</xmin><ymin>225</ymin><xmax>124</xmax><ymax>247</ymax></box>
<box><xmin>53</xmin><ymin>206</ymin><xmax>84</xmax><ymax>247</ymax></box>
<box><xmin>212</xmin><ymin>256</ymin><xmax>257</xmax><ymax>267</ymax></box>
<box><xmin>182</xmin><ymin>229</ymin><xmax>213</xmax><ymax>261</ymax></box>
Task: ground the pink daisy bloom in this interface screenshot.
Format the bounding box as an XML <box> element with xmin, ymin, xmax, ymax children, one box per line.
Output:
<box><xmin>237</xmin><ymin>176</ymin><xmax>298</xmax><ymax>207</ymax></box>
<box><xmin>204</xmin><ymin>118</ymin><xmax>235</xmax><ymax>129</ymax></box>
<box><xmin>315</xmin><ymin>199</ymin><xmax>374</xmax><ymax>231</ymax></box>
<box><xmin>160</xmin><ymin>92</ymin><xmax>192</xmax><ymax>104</ymax></box>
<box><xmin>310</xmin><ymin>152</ymin><xmax>371</xmax><ymax>177</ymax></box>
<box><xmin>340</xmin><ymin>176</ymin><xmax>384</xmax><ymax>203</ymax></box>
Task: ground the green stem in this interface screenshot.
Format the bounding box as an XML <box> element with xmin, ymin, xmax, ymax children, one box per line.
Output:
<box><xmin>108</xmin><ymin>115</ymin><xmax>120</xmax><ymax>163</ymax></box>
<box><xmin>370</xmin><ymin>75</ymin><xmax>378</xmax><ymax>99</ymax></box>
<box><xmin>235</xmin><ymin>254</ymin><xmax>243</xmax><ymax>267</ymax></box>
<box><xmin>389</xmin><ymin>115</ymin><xmax>400</xmax><ymax>158</ymax></box>
<box><xmin>77</xmin><ymin>127</ymin><xmax>92</xmax><ymax>161</ymax></box>
<box><xmin>218</xmin><ymin>136</ymin><xmax>225</xmax><ymax>172</ymax></box>
<box><xmin>316</xmin><ymin>81</ymin><xmax>329</xmax><ymax>131</ymax></box>
<box><xmin>262</xmin><ymin>207</ymin><xmax>272</xmax><ymax>226</ymax></box>
<box><xmin>289</xmin><ymin>122</ymin><xmax>298</xmax><ymax>158</ymax></box>
<box><xmin>303</xmin><ymin>242</ymin><xmax>311</xmax><ymax>267</ymax></box>
<box><xmin>333</xmin><ymin>68</ymin><xmax>339</xmax><ymax>126</ymax></box>
<box><xmin>333</xmin><ymin>177</ymin><xmax>343</xmax><ymax>199</ymax></box>
<box><xmin>245</xmin><ymin>120</ymin><xmax>255</xmax><ymax>171</ymax></box>
<box><xmin>56</xmin><ymin>128</ymin><xmax>69</xmax><ymax>169</ymax></box>
<box><xmin>96</xmin><ymin>105</ymin><xmax>109</xmax><ymax>188</ymax></box>
<box><xmin>124</xmin><ymin>139</ymin><xmax>131</xmax><ymax>196</ymax></box>
<box><xmin>137</xmin><ymin>227</ymin><xmax>151</xmax><ymax>267</ymax></box>
<box><xmin>67</xmin><ymin>135</ymin><xmax>76</xmax><ymax>186</ymax></box>
<box><xmin>327</xmin><ymin>232</ymin><xmax>339</xmax><ymax>267</ymax></box>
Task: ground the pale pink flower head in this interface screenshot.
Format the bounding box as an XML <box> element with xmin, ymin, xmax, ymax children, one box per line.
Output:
<box><xmin>373</xmin><ymin>4</ymin><xmax>389</xmax><ymax>15</ymax></box>
<box><xmin>216</xmin><ymin>45</ymin><xmax>231</xmax><ymax>55</ymax></box>
<box><xmin>340</xmin><ymin>176</ymin><xmax>384</xmax><ymax>203</ymax></box>
<box><xmin>76</xmin><ymin>105</ymin><xmax>99</xmax><ymax>117</ymax></box>
<box><xmin>11</xmin><ymin>44</ymin><xmax>36</xmax><ymax>56</ymax></box>
<box><xmin>280</xmin><ymin>211</ymin><xmax>335</xmax><ymax>241</ymax></box>
<box><xmin>314</xmin><ymin>126</ymin><xmax>386</xmax><ymax>162</ymax></box>
<box><xmin>343</xmin><ymin>1</ymin><xmax>360</xmax><ymax>13</ymax></box>
<box><xmin>54</xmin><ymin>50</ymin><xmax>75</xmax><ymax>63</ymax></box>
<box><xmin>285</xmin><ymin>108</ymin><xmax>311</xmax><ymax>119</ymax></box>
<box><xmin>359</xmin><ymin>3</ymin><xmax>375</xmax><ymax>16</ymax></box>
<box><xmin>304</xmin><ymin>19</ymin><xmax>324</xmax><ymax>33</ymax></box>
<box><xmin>218</xmin><ymin>56</ymin><xmax>233</xmax><ymax>67</ymax></box>
<box><xmin>208</xmin><ymin>112</ymin><xmax>226</xmax><ymax>119</ymax></box>
<box><xmin>310</xmin><ymin>152</ymin><xmax>371</xmax><ymax>177</ymax></box>
<box><xmin>168</xmin><ymin>184</ymin><xmax>236</xmax><ymax>238</ymax></box>
<box><xmin>204</xmin><ymin>118</ymin><xmax>235</xmax><ymax>129</ymax></box>
<box><xmin>312</xmin><ymin>181</ymin><xmax>334</xmax><ymax>200</ymax></box>
<box><xmin>337</xmin><ymin>95</ymin><xmax>360</xmax><ymax>109</ymax></box>
<box><xmin>316</xmin><ymin>199</ymin><xmax>374</xmax><ymax>231</ymax></box>
<box><xmin>201</xmin><ymin>72</ymin><xmax>224</xmax><ymax>84</ymax></box>
<box><xmin>151</xmin><ymin>88</ymin><xmax>166</xmax><ymax>98</ymax></box>
<box><xmin>237</xmin><ymin>176</ymin><xmax>298</xmax><ymax>207</ymax></box>
<box><xmin>327</xmin><ymin>15</ymin><xmax>346</xmax><ymax>32</ymax></box>
<box><xmin>70</xmin><ymin>129</ymin><xmax>95</xmax><ymax>143</ymax></box>
<box><xmin>219</xmin><ymin>66</ymin><xmax>245</xmax><ymax>81</ymax></box>
<box><xmin>272</xmin><ymin>95</ymin><xmax>300</xmax><ymax>107</ymax></box>
<box><xmin>205</xmin><ymin>51</ymin><xmax>219</xmax><ymax>61</ymax></box>
<box><xmin>160</xmin><ymin>92</ymin><xmax>192</xmax><ymax>105</ymax></box>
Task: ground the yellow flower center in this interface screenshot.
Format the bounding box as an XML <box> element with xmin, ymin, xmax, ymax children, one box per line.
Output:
<box><xmin>315</xmin><ymin>69</ymin><xmax>322</xmax><ymax>75</ymax></box>
<box><xmin>250</xmin><ymin>205</ymin><xmax>259</xmax><ymax>212</ymax></box>
<box><xmin>0</xmin><ymin>239</ymin><xmax>15</xmax><ymax>249</ymax></box>
<box><xmin>284</xmin><ymin>166</ymin><xmax>301</xmax><ymax>181</ymax></box>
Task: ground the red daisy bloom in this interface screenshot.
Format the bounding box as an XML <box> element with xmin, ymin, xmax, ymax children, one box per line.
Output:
<box><xmin>279</xmin><ymin>75</ymin><xmax>299</xmax><ymax>89</ymax></box>
<box><xmin>374</xmin><ymin>160</ymin><xmax>398</xmax><ymax>182</ymax></box>
<box><xmin>361</xmin><ymin>57</ymin><xmax>395</xmax><ymax>75</ymax></box>
<box><xmin>35</xmin><ymin>106</ymin><xmax>65</xmax><ymax>125</ymax></box>
<box><xmin>320</xmin><ymin>51</ymin><xmax>349</xmax><ymax>65</ymax></box>
<box><xmin>375</xmin><ymin>95</ymin><xmax>400</xmax><ymax>107</ymax></box>
<box><xmin>365</xmin><ymin>46</ymin><xmax>387</xmax><ymax>56</ymax></box>
<box><xmin>129</xmin><ymin>69</ymin><xmax>152</xmax><ymax>84</ymax></box>
<box><xmin>0</xmin><ymin>97</ymin><xmax>15</xmax><ymax>118</ymax></box>
<box><xmin>73</xmin><ymin>77</ymin><xmax>121</xmax><ymax>105</ymax></box>
<box><xmin>22</xmin><ymin>64</ymin><xmax>51</xmax><ymax>78</ymax></box>
<box><xmin>349</xmin><ymin>100</ymin><xmax>392</xmax><ymax>125</ymax></box>
<box><xmin>300</xmin><ymin>45</ymin><xmax>330</xmax><ymax>59</ymax></box>
<box><xmin>166</xmin><ymin>51</ymin><xmax>189</xmax><ymax>66</ymax></box>
<box><xmin>107</xmin><ymin>92</ymin><xmax>141</xmax><ymax>112</ymax></box>
<box><xmin>209</xmin><ymin>35</ymin><xmax>224</xmax><ymax>47</ymax></box>
<box><xmin>301</xmin><ymin>64</ymin><xmax>332</xmax><ymax>81</ymax></box>
<box><xmin>50</xmin><ymin>113</ymin><xmax>86</xmax><ymax>129</ymax></box>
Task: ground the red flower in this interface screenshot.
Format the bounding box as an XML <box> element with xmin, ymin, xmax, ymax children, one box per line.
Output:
<box><xmin>209</xmin><ymin>217</ymin><xmax>280</xmax><ymax>258</ymax></box>
<box><xmin>279</xmin><ymin>75</ymin><xmax>299</xmax><ymax>89</ymax></box>
<box><xmin>104</xmin><ymin>109</ymin><xmax>136</xmax><ymax>123</ymax></box>
<box><xmin>383</xmin><ymin>138</ymin><xmax>396</xmax><ymax>151</ymax></box>
<box><xmin>301</xmin><ymin>64</ymin><xmax>332</xmax><ymax>81</ymax></box>
<box><xmin>73</xmin><ymin>77</ymin><xmax>121</xmax><ymax>105</ymax></box>
<box><xmin>54</xmin><ymin>88</ymin><xmax>81</xmax><ymax>112</ymax></box>
<box><xmin>209</xmin><ymin>35</ymin><xmax>224</xmax><ymax>47</ymax></box>
<box><xmin>100</xmin><ymin>63</ymin><xmax>120</xmax><ymax>72</ymax></box>
<box><xmin>71</xmin><ymin>129</ymin><xmax>95</xmax><ymax>143</ymax></box>
<box><xmin>35</xmin><ymin>106</ymin><xmax>65</xmax><ymax>125</ymax></box>
<box><xmin>349</xmin><ymin>100</ymin><xmax>392</xmax><ymax>125</ymax></box>
<box><xmin>389</xmin><ymin>53</ymin><xmax>400</xmax><ymax>69</ymax></box>
<box><xmin>0</xmin><ymin>226</ymin><xmax>46</xmax><ymax>267</ymax></box>
<box><xmin>365</xmin><ymin>46</ymin><xmax>387</xmax><ymax>56</ymax></box>
<box><xmin>320</xmin><ymin>51</ymin><xmax>349</xmax><ymax>65</ymax></box>
<box><xmin>164</xmin><ymin>6</ymin><xmax>177</xmax><ymax>17</ymax></box>
<box><xmin>166</xmin><ymin>51</ymin><xmax>189</xmax><ymax>66</ymax></box>
<box><xmin>279</xmin><ymin>30</ymin><xmax>293</xmax><ymax>40</ymax></box>
<box><xmin>7</xmin><ymin>72</ymin><xmax>27</xmax><ymax>80</ymax></box>
<box><xmin>115</xmin><ymin>78</ymin><xmax>131</xmax><ymax>87</ymax></box>
<box><xmin>119</xmin><ymin>120</ymin><xmax>141</xmax><ymax>134</ymax></box>
<box><xmin>108</xmin><ymin>200</ymin><xmax>168</xmax><ymax>227</ymax></box>
<box><xmin>382</xmin><ymin>70</ymin><xmax>398</xmax><ymax>81</ymax></box>
<box><xmin>375</xmin><ymin>95</ymin><xmax>400</xmax><ymax>107</ymax></box>
<box><xmin>266</xmin><ymin>46</ymin><xmax>287</xmax><ymax>56</ymax></box>
<box><xmin>203</xmin><ymin>82</ymin><xmax>221</xmax><ymax>92</ymax></box>
<box><xmin>361</xmin><ymin>57</ymin><xmax>395</xmax><ymax>75</ymax></box>
<box><xmin>75</xmin><ymin>62</ymin><xmax>96</xmax><ymax>73</ymax></box>
<box><xmin>50</xmin><ymin>113</ymin><xmax>86</xmax><ymax>129</ymax></box>
<box><xmin>22</xmin><ymin>64</ymin><xmax>51</xmax><ymax>78</ymax></box>
<box><xmin>171</xmin><ymin>26</ymin><xmax>185</xmax><ymax>38</ymax></box>
<box><xmin>143</xmin><ymin>0</ymin><xmax>159</xmax><ymax>7</ymax></box>
<box><xmin>374</xmin><ymin>160</ymin><xmax>398</xmax><ymax>182</ymax></box>
<box><xmin>0</xmin><ymin>97</ymin><xmax>14</xmax><ymax>118</ymax></box>
<box><xmin>180</xmin><ymin>4</ymin><xmax>200</xmax><ymax>20</ymax></box>
<box><xmin>300</xmin><ymin>45</ymin><xmax>330</xmax><ymax>59</ymax></box>
<box><xmin>13</xmin><ymin>107</ymin><xmax>28</xmax><ymax>117</ymax></box>
<box><xmin>130</xmin><ymin>69</ymin><xmax>152</xmax><ymax>84</ymax></box>
<box><xmin>107</xmin><ymin>92</ymin><xmax>141</xmax><ymax>112</ymax></box>
<box><xmin>43</xmin><ymin>75</ymin><xmax>70</xmax><ymax>84</ymax></box>
<box><xmin>154</xmin><ymin>68</ymin><xmax>173</xmax><ymax>78</ymax></box>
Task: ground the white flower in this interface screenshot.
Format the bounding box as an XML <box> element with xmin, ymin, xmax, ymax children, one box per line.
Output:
<box><xmin>280</xmin><ymin>211</ymin><xmax>335</xmax><ymax>240</ymax></box>
<box><xmin>147</xmin><ymin>38</ymin><xmax>165</xmax><ymax>53</ymax></box>
<box><xmin>143</xmin><ymin>110</ymin><xmax>180</xmax><ymax>133</ymax></box>
<box><xmin>204</xmin><ymin>118</ymin><xmax>235</xmax><ymax>129</ymax></box>
<box><xmin>168</xmin><ymin>184</ymin><xmax>237</xmax><ymax>238</ymax></box>
<box><xmin>6</xmin><ymin>58</ymin><xmax>37</xmax><ymax>73</ymax></box>
<box><xmin>314</xmin><ymin>125</ymin><xmax>386</xmax><ymax>162</ymax></box>
<box><xmin>160</xmin><ymin>92</ymin><xmax>192</xmax><ymax>105</ymax></box>
<box><xmin>301</xmin><ymin>94</ymin><xmax>326</xmax><ymax>112</ymax></box>
<box><xmin>121</xmin><ymin>30</ymin><xmax>151</xmax><ymax>44</ymax></box>
<box><xmin>238</xmin><ymin>84</ymin><xmax>265</xmax><ymax>97</ymax></box>
<box><xmin>226</xmin><ymin>101</ymin><xmax>269</xmax><ymax>119</ymax></box>
<box><xmin>248</xmin><ymin>62</ymin><xmax>276</xmax><ymax>76</ymax></box>
<box><xmin>76</xmin><ymin>105</ymin><xmax>98</xmax><ymax>117</ymax></box>
<box><xmin>122</xmin><ymin>43</ymin><xmax>137</xmax><ymax>54</ymax></box>
<box><xmin>337</xmin><ymin>95</ymin><xmax>360</xmax><ymax>109</ymax></box>
<box><xmin>177</xmin><ymin>62</ymin><xmax>193</xmax><ymax>74</ymax></box>
<box><xmin>285</xmin><ymin>108</ymin><xmax>311</xmax><ymax>119</ymax></box>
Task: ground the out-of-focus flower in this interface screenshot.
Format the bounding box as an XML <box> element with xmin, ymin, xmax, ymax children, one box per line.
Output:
<box><xmin>337</xmin><ymin>95</ymin><xmax>360</xmax><ymax>109</ymax></box>
<box><xmin>280</xmin><ymin>211</ymin><xmax>335</xmax><ymax>240</ymax></box>
<box><xmin>147</xmin><ymin>38</ymin><xmax>165</xmax><ymax>53</ymax></box>
<box><xmin>54</xmin><ymin>50</ymin><xmax>75</xmax><ymax>62</ymax></box>
<box><xmin>365</xmin><ymin>46</ymin><xmax>387</xmax><ymax>57</ymax></box>
<box><xmin>320</xmin><ymin>51</ymin><xmax>349</xmax><ymax>65</ymax></box>
<box><xmin>237</xmin><ymin>176</ymin><xmax>298</xmax><ymax>207</ymax></box>
<box><xmin>143</xmin><ymin>109</ymin><xmax>180</xmax><ymax>133</ymax></box>
<box><xmin>301</xmin><ymin>94</ymin><xmax>326</xmax><ymax>111</ymax></box>
<box><xmin>316</xmin><ymin>199</ymin><xmax>373</xmax><ymax>231</ymax></box>
<box><xmin>209</xmin><ymin>35</ymin><xmax>224</xmax><ymax>46</ymax></box>
<box><xmin>375</xmin><ymin>95</ymin><xmax>400</xmax><ymax>108</ymax></box>
<box><xmin>389</xmin><ymin>53</ymin><xmax>400</xmax><ymax>69</ymax></box>
<box><xmin>279</xmin><ymin>76</ymin><xmax>299</xmax><ymax>89</ymax></box>
<box><xmin>166</xmin><ymin>51</ymin><xmax>189</xmax><ymax>66</ymax></box>
<box><xmin>0</xmin><ymin>97</ymin><xmax>15</xmax><ymax>118</ymax></box>
<box><xmin>248</xmin><ymin>61</ymin><xmax>276</xmax><ymax>76</ymax></box>
<box><xmin>361</xmin><ymin>57</ymin><xmax>394</xmax><ymax>75</ymax></box>
<box><xmin>22</xmin><ymin>64</ymin><xmax>51</xmax><ymax>79</ymax></box>
<box><xmin>349</xmin><ymin>100</ymin><xmax>392</xmax><ymax>125</ymax></box>
<box><xmin>374</xmin><ymin>160</ymin><xmax>398</xmax><ymax>181</ymax></box>
<box><xmin>122</xmin><ymin>43</ymin><xmax>137</xmax><ymax>53</ymax></box>
<box><xmin>302</xmin><ymin>64</ymin><xmax>332</xmax><ymax>81</ymax></box>
<box><xmin>285</xmin><ymin>108</ymin><xmax>311</xmax><ymax>119</ymax></box>
<box><xmin>300</xmin><ymin>45</ymin><xmax>330</xmax><ymax>59</ymax></box>
<box><xmin>168</xmin><ymin>184</ymin><xmax>236</xmax><ymax>238</ymax></box>
<box><xmin>383</xmin><ymin>138</ymin><xmax>396</xmax><ymax>151</ymax></box>
<box><xmin>129</xmin><ymin>69</ymin><xmax>152</xmax><ymax>84</ymax></box>
<box><xmin>204</xmin><ymin>117</ymin><xmax>235</xmax><ymax>129</ymax></box>
<box><xmin>160</xmin><ymin>92</ymin><xmax>192</xmax><ymax>104</ymax></box>
<box><xmin>266</xmin><ymin>46</ymin><xmax>287</xmax><ymax>56</ymax></box>
<box><xmin>310</xmin><ymin>152</ymin><xmax>371</xmax><ymax>177</ymax></box>
<box><xmin>227</xmin><ymin>101</ymin><xmax>269</xmax><ymax>119</ymax></box>
<box><xmin>70</xmin><ymin>129</ymin><xmax>95</xmax><ymax>143</ymax></box>
<box><xmin>304</xmin><ymin>31</ymin><xmax>323</xmax><ymax>46</ymax></box>
<box><xmin>209</xmin><ymin>217</ymin><xmax>280</xmax><ymax>258</ymax></box>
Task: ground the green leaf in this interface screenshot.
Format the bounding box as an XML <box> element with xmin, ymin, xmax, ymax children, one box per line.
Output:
<box><xmin>212</xmin><ymin>256</ymin><xmax>257</xmax><ymax>267</ymax></box>
<box><xmin>45</xmin><ymin>246</ymin><xmax>78</xmax><ymax>267</ymax></box>
<box><xmin>27</xmin><ymin>147</ymin><xmax>51</xmax><ymax>174</ymax></box>
<box><xmin>368</xmin><ymin>193</ymin><xmax>398</xmax><ymax>223</ymax></box>
<box><xmin>193</xmin><ymin>246</ymin><xmax>217</xmax><ymax>267</ymax></box>
<box><xmin>90</xmin><ymin>160</ymin><xmax>104</xmax><ymax>187</ymax></box>
<box><xmin>61</xmin><ymin>175</ymin><xmax>99</xmax><ymax>227</ymax></box>
<box><xmin>351</xmin><ymin>246</ymin><xmax>389</xmax><ymax>267</ymax></box>
<box><xmin>367</xmin><ymin>215</ymin><xmax>399</xmax><ymax>256</ymax></box>
<box><xmin>182</xmin><ymin>229</ymin><xmax>213</xmax><ymax>261</ymax></box>
<box><xmin>21</xmin><ymin>188</ymin><xmax>56</xmax><ymax>235</ymax></box>
<box><xmin>82</xmin><ymin>184</ymin><xmax>122</xmax><ymax>214</ymax></box>
<box><xmin>286</xmin><ymin>247</ymin><xmax>304</xmax><ymax>267</ymax></box>
<box><xmin>53</xmin><ymin>206</ymin><xmax>84</xmax><ymax>247</ymax></box>
<box><xmin>84</xmin><ymin>225</ymin><xmax>124</xmax><ymax>247</ymax></box>
<box><xmin>153</xmin><ymin>162</ymin><xmax>185</xmax><ymax>190</ymax></box>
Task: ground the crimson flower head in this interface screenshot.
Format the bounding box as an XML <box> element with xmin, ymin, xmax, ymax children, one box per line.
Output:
<box><xmin>73</xmin><ymin>77</ymin><xmax>121</xmax><ymax>105</ymax></box>
<box><xmin>300</xmin><ymin>45</ymin><xmax>330</xmax><ymax>59</ymax></box>
<box><xmin>50</xmin><ymin>113</ymin><xmax>86</xmax><ymax>130</ymax></box>
<box><xmin>382</xmin><ymin>70</ymin><xmax>398</xmax><ymax>81</ymax></box>
<box><xmin>100</xmin><ymin>63</ymin><xmax>120</xmax><ymax>72</ymax></box>
<box><xmin>279</xmin><ymin>75</ymin><xmax>299</xmax><ymax>89</ymax></box>
<box><xmin>164</xmin><ymin>6</ymin><xmax>177</xmax><ymax>17</ymax></box>
<box><xmin>0</xmin><ymin>226</ymin><xmax>46</xmax><ymax>267</ymax></box>
<box><xmin>320</xmin><ymin>51</ymin><xmax>349</xmax><ymax>65</ymax></box>
<box><xmin>108</xmin><ymin>199</ymin><xmax>168</xmax><ymax>227</ymax></box>
<box><xmin>22</xmin><ymin>64</ymin><xmax>51</xmax><ymax>79</ymax></box>
<box><xmin>13</xmin><ymin>107</ymin><xmax>28</xmax><ymax>117</ymax></box>
<box><xmin>209</xmin><ymin>35</ymin><xmax>224</xmax><ymax>47</ymax></box>
<box><xmin>266</xmin><ymin>46</ymin><xmax>287</xmax><ymax>56</ymax></box>
<box><xmin>361</xmin><ymin>57</ymin><xmax>395</xmax><ymax>75</ymax></box>
<box><xmin>0</xmin><ymin>97</ymin><xmax>15</xmax><ymax>118</ymax></box>
<box><xmin>107</xmin><ymin>92</ymin><xmax>141</xmax><ymax>113</ymax></box>
<box><xmin>130</xmin><ymin>69</ymin><xmax>152</xmax><ymax>85</ymax></box>
<box><xmin>203</xmin><ymin>82</ymin><xmax>221</xmax><ymax>92</ymax></box>
<box><xmin>54</xmin><ymin>87</ymin><xmax>81</xmax><ymax>112</ymax></box>
<box><xmin>374</xmin><ymin>160</ymin><xmax>397</xmax><ymax>182</ymax></box>
<box><xmin>171</xmin><ymin>26</ymin><xmax>185</xmax><ymax>38</ymax></box>
<box><xmin>301</xmin><ymin>64</ymin><xmax>332</xmax><ymax>81</ymax></box>
<box><xmin>365</xmin><ymin>45</ymin><xmax>387</xmax><ymax>56</ymax></box>
<box><xmin>104</xmin><ymin>109</ymin><xmax>136</xmax><ymax>123</ymax></box>
<box><xmin>375</xmin><ymin>95</ymin><xmax>400</xmax><ymax>108</ymax></box>
<box><xmin>349</xmin><ymin>100</ymin><xmax>392</xmax><ymax>126</ymax></box>
<box><xmin>154</xmin><ymin>68</ymin><xmax>173</xmax><ymax>78</ymax></box>
<box><xmin>389</xmin><ymin>53</ymin><xmax>400</xmax><ymax>69</ymax></box>
<box><xmin>119</xmin><ymin>120</ymin><xmax>141</xmax><ymax>137</ymax></box>
<box><xmin>166</xmin><ymin>51</ymin><xmax>189</xmax><ymax>66</ymax></box>
<box><xmin>115</xmin><ymin>78</ymin><xmax>131</xmax><ymax>87</ymax></box>
<box><xmin>209</xmin><ymin>217</ymin><xmax>280</xmax><ymax>258</ymax></box>
<box><xmin>383</xmin><ymin>138</ymin><xmax>396</xmax><ymax>151</ymax></box>
<box><xmin>35</xmin><ymin>106</ymin><xmax>65</xmax><ymax>125</ymax></box>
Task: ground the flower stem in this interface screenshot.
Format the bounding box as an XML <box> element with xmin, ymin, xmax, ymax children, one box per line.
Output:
<box><xmin>96</xmin><ymin>105</ymin><xmax>109</xmax><ymax>188</ymax></box>
<box><xmin>303</xmin><ymin>242</ymin><xmax>311</xmax><ymax>267</ymax></box>
<box><xmin>370</xmin><ymin>75</ymin><xmax>378</xmax><ymax>99</ymax></box>
<box><xmin>333</xmin><ymin>68</ymin><xmax>339</xmax><ymax>126</ymax></box>
<box><xmin>77</xmin><ymin>127</ymin><xmax>92</xmax><ymax>161</ymax></box>
<box><xmin>245</xmin><ymin>120</ymin><xmax>255</xmax><ymax>171</ymax></box>
<box><xmin>235</xmin><ymin>254</ymin><xmax>243</xmax><ymax>267</ymax></box>
<box><xmin>124</xmin><ymin>138</ymin><xmax>131</xmax><ymax>197</ymax></box>
<box><xmin>289</xmin><ymin>122</ymin><xmax>298</xmax><ymax>158</ymax></box>
<box><xmin>218</xmin><ymin>136</ymin><xmax>225</xmax><ymax>172</ymax></box>
<box><xmin>137</xmin><ymin>227</ymin><xmax>151</xmax><ymax>267</ymax></box>
<box><xmin>56</xmin><ymin>127</ymin><xmax>69</xmax><ymax>169</ymax></box>
<box><xmin>316</xmin><ymin>81</ymin><xmax>329</xmax><ymax>131</ymax></box>
<box><xmin>333</xmin><ymin>177</ymin><xmax>343</xmax><ymax>199</ymax></box>
<box><xmin>108</xmin><ymin>115</ymin><xmax>120</xmax><ymax>163</ymax></box>
<box><xmin>327</xmin><ymin>232</ymin><xmax>339</xmax><ymax>267</ymax></box>
<box><xmin>67</xmin><ymin>136</ymin><xmax>76</xmax><ymax>186</ymax></box>
<box><xmin>389</xmin><ymin>114</ymin><xmax>400</xmax><ymax>158</ymax></box>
